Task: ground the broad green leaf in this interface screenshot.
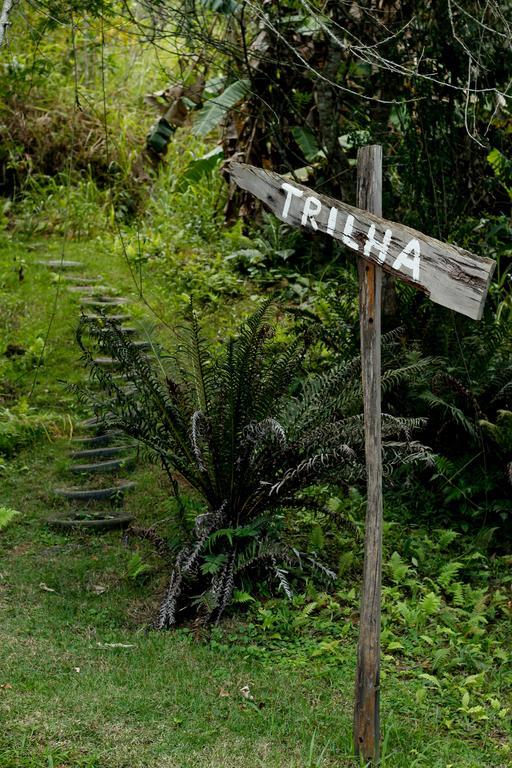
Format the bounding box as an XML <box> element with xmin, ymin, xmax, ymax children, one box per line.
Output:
<box><xmin>291</xmin><ymin>125</ymin><xmax>320</xmax><ymax>162</ymax></box>
<box><xmin>178</xmin><ymin>146</ymin><xmax>224</xmax><ymax>191</ymax></box>
<box><xmin>193</xmin><ymin>80</ymin><xmax>250</xmax><ymax>136</ymax></box>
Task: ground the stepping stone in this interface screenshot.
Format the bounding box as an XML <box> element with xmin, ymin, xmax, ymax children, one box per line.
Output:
<box><xmin>100</xmin><ymin>326</ymin><xmax>136</xmax><ymax>335</ymax></box>
<box><xmin>64</xmin><ymin>276</ymin><xmax>104</xmax><ymax>284</ymax></box>
<box><xmin>93</xmin><ymin>357</ymin><xmax>121</xmax><ymax>366</ymax></box>
<box><xmin>70</xmin><ymin>445</ymin><xmax>134</xmax><ymax>459</ymax></box>
<box><xmin>67</xmin><ymin>285</ymin><xmax>111</xmax><ymax>294</ymax></box>
<box><xmin>120</xmin><ymin>385</ymin><xmax>137</xmax><ymax>395</ymax></box>
<box><xmin>80</xmin><ymin>416</ymin><xmax>102</xmax><ymax>429</ymax></box>
<box><xmin>37</xmin><ymin>260</ymin><xmax>84</xmax><ymax>269</ymax></box>
<box><xmin>54</xmin><ymin>481</ymin><xmax>136</xmax><ymax>501</ymax></box>
<box><xmin>70</xmin><ymin>455</ymin><xmax>136</xmax><ymax>474</ymax></box>
<box><xmin>47</xmin><ymin>510</ymin><xmax>134</xmax><ymax>532</ymax></box>
<box><xmin>83</xmin><ymin>314</ymin><xmax>131</xmax><ymax>323</ymax></box>
<box><xmin>80</xmin><ymin>297</ymin><xmax>129</xmax><ymax>307</ymax></box>
<box><xmin>129</xmin><ymin>340</ymin><xmax>152</xmax><ymax>350</ymax></box>
<box><xmin>71</xmin><ymin>432</ymin><xmax>122</xmax><ymax>446</ymax></box>
<box><xmin>79</xmin><ymin>415</ymin><xmax>115</xmax><ymax>429</ymax></box>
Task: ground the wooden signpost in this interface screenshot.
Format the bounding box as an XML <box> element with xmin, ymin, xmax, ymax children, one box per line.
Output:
<box><xmin>229</xmin><ymin>151</ymin><xmax>495</xmax><ymax>764</ymax></box>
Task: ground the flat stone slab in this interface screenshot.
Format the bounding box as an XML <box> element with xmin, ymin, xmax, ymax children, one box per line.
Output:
<box><xmin>79</xmin><ymin>415</ymin><xmax>115</xmax><ymax>429</ymax></box>
<box><xmin>37</xmin><ymin>260</ymin><xmax>84</xmax><ymax>269</ymax></box>
<box><xmin>129</xmin><ymin>340</ymin><xmax>152</xmax><ymax>349</ymax></box>
<box><xmin>67</xmin><ymin>285</ymin><xmax>111</xmax><ymax>294</ymax></box>
<box><xmin>71</xmin><ymin>432</ymin><xmax>122</xmax><ymax>446</ymax></box>
<box><xmin>54</xmin><ymin>481</ymin><xmax>136</xmax><ymax>500</ymax></box>
<box><xmin>47</xmin><ymin>510</ymin><xmax>134</xmax><ymax>532</ymax></box>
<box><xmin>83</xmin><ymin>313</ymin><xmax>131</xmax><ymax>323</ymax></box>
<box><xmin>70</xmin><ymin>455</ymin><xmax>136</xmax><ymax>474</ymax></box>
<box><xmin>80</xmin><ymin>297</ymin><xmax>129</xmax><ymax>307</ymax></box>
<box><xmin>100</xmin><ymin>326</ymin><xmax>136</xmax><ymax>335</ymax></box>
<box><xmin>71</xmin><ymin>445</ymin><xmax>133</xmax><ymax>459</ymax></box>
<box><xmin>64</xmin><ymin>276</ymin><xmax>104</xmax><ymax>284</ymax></box>
<box><xmin>93</xmin><ymin>357</ymin><xmax>120</xmax><ymax>366</ymax></box>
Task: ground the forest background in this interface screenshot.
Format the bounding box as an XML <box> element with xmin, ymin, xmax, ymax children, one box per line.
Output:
<box><xmin>0</xmin><ymin>1</ymin><xmax>511</xmax><ymax>767</ymax></box>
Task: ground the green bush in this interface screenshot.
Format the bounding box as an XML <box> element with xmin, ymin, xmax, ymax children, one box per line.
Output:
<box><xmin>76</xmin><ymin>302</ymin><xmax>428</xmax><ymax>627</ymax></box>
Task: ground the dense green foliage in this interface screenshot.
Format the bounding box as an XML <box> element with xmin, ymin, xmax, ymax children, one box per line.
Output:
<box><xmin>75</xmin><ymin>305</ymin><xmax>428</xmax><ymax>625</ymax></box>
<box><xmin>0</xmin><ymin>2</ymin><xmax>511</xmax><ymax>765</ymax></box>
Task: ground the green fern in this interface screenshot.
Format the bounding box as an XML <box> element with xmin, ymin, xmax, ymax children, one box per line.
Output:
<box><xmin>438</xmin><ymin>561</ymin><xmax>464</xmax><ymax>590</ymax></box>
<box><xmin>0</xmin><ymin>507</ymin><xmax>19</xmax><ymax>530</ymax></box>
<box><xmin>418</xmin><ymin>591</ymin><xmax>441</xmax><ymax>617</ymax></box>
<box><xmin>76</xmin><ymin>301</ymin><xmax>428</xmax><ymax>628</ymax></box>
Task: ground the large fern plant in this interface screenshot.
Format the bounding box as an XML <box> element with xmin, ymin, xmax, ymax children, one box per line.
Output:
<box><xmin>76</xmin><ymin>302</ymin><xmax>427</xmax><ymax>627</ymax></box>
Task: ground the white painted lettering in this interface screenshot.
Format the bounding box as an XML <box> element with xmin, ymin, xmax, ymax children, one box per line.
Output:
<box><xmin>364</xmin><ymin>224</ymin><xmax>393</xmax><ymax>264</ymax></box>
<box><xmin>281</xmin><ymin>183</ymin><xmax>303</xmax><ymax>219</ymax></box>
<box><xmin>301</xmin><ymin>196</ymin><xmax>322</xmax><ymax>230</ymax></box>
<box><xmin>326</xmin><ymin>206</ymin><xmax>338</xmax><ymax>236</ymax></box>
<box><xmin>392</xmin><ymin>238</ymin><xmax>421</xmax><ymax>281</ymax></box>
<box><xmin>342</xmin><ymin>214</ymin><xmax>359</xmax><ymax>251</ymax></box>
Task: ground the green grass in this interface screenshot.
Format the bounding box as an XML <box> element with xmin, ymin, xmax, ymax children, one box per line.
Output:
<box><xmin>1</xmin><ymin>446</ymin><xmax>510</xmax><ymax>768</ymax></box>
<box><xmin>1</xmin><ymin>447</ymin><xmax>510</xmax><ymax>768</ymax></box>
<box><xmin>0</xmin><ymin>236</ymin><xmax>510</xmax><ymax>767</ymax></box>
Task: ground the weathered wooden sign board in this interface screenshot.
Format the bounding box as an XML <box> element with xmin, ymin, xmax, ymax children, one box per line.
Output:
<box><xmin>229</xmin><ymin>161</ymin><xmax>495</xmax><ymax>320</ymax></box>
<box><xmin>229</xmin><ymin>153</ymin><xmax>495</xmax><ymax>765</ymax></box>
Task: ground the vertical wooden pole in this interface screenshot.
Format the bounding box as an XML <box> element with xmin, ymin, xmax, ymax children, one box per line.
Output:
<box><xmin>353</xmin><ymin>145</ymin><xmax>383</xmax><ymax>765</ymax></box>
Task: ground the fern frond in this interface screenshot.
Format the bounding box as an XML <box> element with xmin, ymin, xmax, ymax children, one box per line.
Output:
<box><xmin>381</xmin><ymin>358</ymin><xmax>435</xmax><ymax>393</ymax></box>
<box><xmin>419</xmin><ymin>391</ymin><xmax>478</xmax><ymax>439</ymax></box>
<box><xmin>272</xmin><ymin>557</ymin><xmax>293</xmax><ymax>599</ymax></box>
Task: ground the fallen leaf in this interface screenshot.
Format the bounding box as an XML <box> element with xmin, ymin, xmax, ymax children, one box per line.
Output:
<box><xmin>39</xmin><ymin>583</ymin><xmax>56</xmax><ymax>592</ymax></box>
<box><xmin>219</xmin><ymin>687</ymin><xmax>230</xmax><ymax>698</ymax></box>
<box><xmin>0</xmin><ymin>683</ymin><xmax>13</xmax><ymax>690</ymax></box>
<box><xmin>92</xmin><ymin>585</ymin><xmax>107</xmax><ymax>595</ymax></box>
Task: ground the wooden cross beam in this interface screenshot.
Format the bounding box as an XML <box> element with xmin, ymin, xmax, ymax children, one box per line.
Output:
<box><xmin>229</xmin><ymin>161</ymin><xmax>495</xmax><ymax>320</ymax></box>
<box><xmin>228</xmin><ymin>153</ymin><xmax>495</xmax><ymax>764</ymax></box>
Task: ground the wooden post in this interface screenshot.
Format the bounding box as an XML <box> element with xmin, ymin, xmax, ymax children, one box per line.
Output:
<box><xmin>353</xmin><ymin>145</ymin><xmax>383</xmax><ymax>764</ymax></box>
<box><xmin>228</xmin><ymin>155</ymin><xmax>494</xmax><ymax>764</ymax></box>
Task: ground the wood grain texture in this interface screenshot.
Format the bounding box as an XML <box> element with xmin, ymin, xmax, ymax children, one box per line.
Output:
<box><xmin>353</xmin><ymin>145</ymin><xmax>383</xmax><ymax>765</ymax></box>
<box><xmin>229</xmin><ymin>162</ymin><xmax>494</xmax><ymax>320</ymax></box>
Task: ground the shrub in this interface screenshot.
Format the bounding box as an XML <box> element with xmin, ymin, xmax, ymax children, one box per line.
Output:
<box><xmin>76</xmin><ymin>302</ymin><xmax>427</xmax><ymax>627</ymax></box>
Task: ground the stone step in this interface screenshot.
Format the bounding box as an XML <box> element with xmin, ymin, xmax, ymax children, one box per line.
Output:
<box><xmin>70</xmin><ymin>445</ymin><xmax>134</xmax><ymax>459</ymax></box>
<box><xmin>54</xmin><ymin>481</ymin><xmax>136</xmax><ymax>501</ymax></box>
<box><xmin>82</xmin><ymin>314</ymin><xmax>131</xmax><ymax>323</ymax></box>
<box><xmin>100</xmin><ymin>326</ymin><xmax>136</xmax><ymax>335</ymax></box>
<box><xmin>71</xmin><ymin>432</ymin><xmax>122</xmax><ymax>446</ymax></box>
<box><xmin>37</xmin><ymin>259</ymin><xmax>84</xmax><ymax>269</ymax></box>
<box><xmin>47</xmin><ymin>510</ymin><xmax>134</xmax><ymax>532</ymax></box>
<box><xmin>93</xmin><ymin>357</ymin><xmax>121</xmax><ymax>366</ymax></box>
<box><xmin>129</xmin><ymin>340</ymin><xmax>152</xmax><ymax>350</ymax></box>
<box><xmin>67</xmin><ymin>285</ymin><xmax>112</xmax><ymax>295</ymax></box>
<box><xmin>64</xmin><ymin>276</ymin><xmax>104</xmax><ymax>284</ymax></box>
<box><xmin>80</xmin><ymin>297</ymin><xmax>129</xmax><ymax>308</ymax></box>
<box><xmin>70</xmin><ymin>455</ymin><xmax>136</xmax><ymax>474</ymax></box>
<box><xmin>79</xmin><ymin>415</ymin><xmax>115</xmax><ymax>430</ymax></box>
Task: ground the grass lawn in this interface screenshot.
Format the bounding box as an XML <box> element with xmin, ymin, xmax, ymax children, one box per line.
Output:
<box><xmin>2</xmin><ymin>444</ymin><xmax>510</xmax><ymax>768</ymax></box>
<box><xmin>1</xmin><ymin>236</ymin><xmax>510</xmax><ymax>767</ymax></box>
